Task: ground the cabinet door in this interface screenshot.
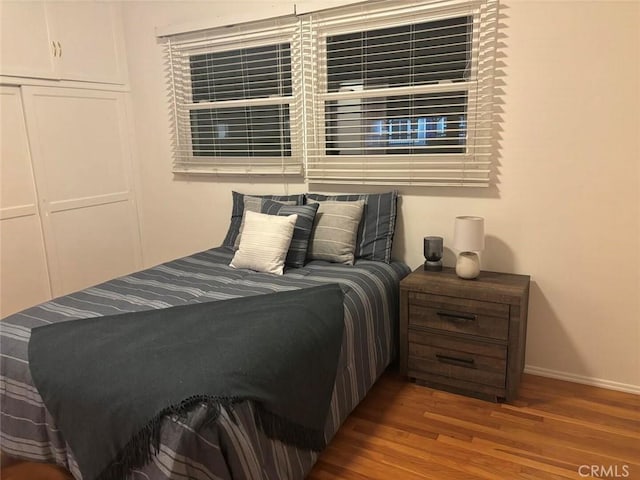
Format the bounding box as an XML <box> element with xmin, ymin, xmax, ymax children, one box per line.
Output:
<box><xmin>45</xmin><ymin>2</ymin><xmax>127</xmax><ymax>84</ymax></box>
<box><xmin>22</xmin><ymin>86</ymin><xmax>142</xmax><ymax>297</ymax></box>
<box><xmin>0</xmin><ymin>87</ymin><xmax>52</xmax><ymax>317</ymax></box>
<box><xmin>0</xmin><ymin>2</ymin><xmax>57</xmax><ymax>79</ymax></box>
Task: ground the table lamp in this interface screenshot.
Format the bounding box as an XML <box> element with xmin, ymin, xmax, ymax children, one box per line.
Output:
<box><xmin>423</xmin><ymin>236</ymin><xmax>443</xmax><ymax>271</ymax></box>
<box><xmin>453</xmin><ymin>216</ymin><xmax>485</xmax><ymax>279</ymax></box>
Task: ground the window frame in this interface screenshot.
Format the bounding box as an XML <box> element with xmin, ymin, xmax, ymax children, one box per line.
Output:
<box><xmin>302</xmin><ymin>0</ymin><xmax>498</xmax><ymax>187</ymax></box>
<box><xmin>164</xmin><ymin>17</ymin><xmax>304</xmax><ymax>176</ymax></box>
<box><xmin>161</xmin><ymin>0</ymin><xmax>498</xmax><ymax>186</ymax></box>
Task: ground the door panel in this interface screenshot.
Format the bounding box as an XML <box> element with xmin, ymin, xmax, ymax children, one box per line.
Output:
<box><xmin>49</xmin><ymin>201</ymin><xmax>139</xmax><ymax>295</ymax></box>
<box><xmin>0</xmin><ymin>86</ymin><xmax>51</xmax><ymax>316</ymax></box>
<box><xmin>0</xmin><ymin>87</ymin><xmax>39</xmax><ymax>208</ymax></box>
<box><xmin>46</xmin><ymin>2</ymin><xmax>126</xmax><ymax>84</ymax></box>
<box><xmin>0</xmin><ymin>1</ymin><xmax>57</xmax><ymax>79</ymax></box>
<box><xmin>22</xmin><ymin>86</ymin><xmax>141</xmax><ymax>297</ymax></box>
<box><xmin>0</xmin><ymin>216</ymin><xmax>51</xmax><ymax>317</ymax></box>
<box><xmin>24</xmin><ymin>90</ymin><xmax>129</xmax><ymax>202</ymax></box>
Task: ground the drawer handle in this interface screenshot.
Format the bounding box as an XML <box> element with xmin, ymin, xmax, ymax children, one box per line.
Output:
<box><xmin>435</xmin><ymin>354</ymin><xmax>476</xmax><ymax>368</ymax></box>
<box><xmin>437</xmin><ymin>310</ymin><xmax>477</xmax><ymax>322</ymax></box>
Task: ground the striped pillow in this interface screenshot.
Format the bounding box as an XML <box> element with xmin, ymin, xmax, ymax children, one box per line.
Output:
<box><xmin>223</xmin><ymin>191</ymin><xmax>304</xmax><ymax>247</ymax></box>
<box><xmin>261</xmin><ymin>199</ymin><xmax>319</xmax><ymax>269</ymax></box>
<box><xmin>229</xmin><ymin>211</ymin><xmax>297</xmax><ymax>275</ymax></box>
<box><xmin>305</xmin><ymin>191</ymin><xmax>398</xmax><ymax>263</ymax></box>
<box><xmin>307</xmin><ymin>200</ymin><xmax>364</xmax><ymax>265</ymax></box>
<box><xmin>233</xmin><ymin>196</ymin><xmax>295</xmax><ymax>248</ymax></box>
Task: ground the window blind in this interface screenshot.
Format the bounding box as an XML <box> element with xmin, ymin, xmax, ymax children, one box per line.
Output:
<box><xmin>163</xmin><ymin>17</ymin><xmax>303</xmax><ymax>175</ymax></box>
<box><xmin>161</xmin><ymin>0</ymin><xmax>498</xmax><ymax>185</ymax></box>
<box><xmin>302</xmin><ymin>0</ymin><xmax>498</xmax><ymax>186</ymax></box>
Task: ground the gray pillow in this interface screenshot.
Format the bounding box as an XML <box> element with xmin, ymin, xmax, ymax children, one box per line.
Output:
<box><xmin>305</xmin><ymin>191</ymin><xmax>398</xmax><ymax>263</ymax></box>
<box><xmin>223</xmin><ymin>191</ymin><xmax>303</xmax><ymax>247</ymax></box>
<box><xmin>307</xmin><ymin>200</ymin><xmax>365</xmax><ymax>265</ymax></box>
<box><xmin>233</xmin><ymin>196</ymin><xmax>295</xmax><ymax>248</ymax></box>
<box><xmin>261</xmin><ymin>199</ymin><xmax>319</xmax><ymax>269</ymax></box>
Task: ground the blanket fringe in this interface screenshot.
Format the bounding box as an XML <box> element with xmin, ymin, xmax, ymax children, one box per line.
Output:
<box><xmin>96</xmin><ymin>395</ymin><xmax>326</xmax><ymax>480</ymax></box>
<box><xmin>95</xmin><ymin>397</ymin><xmax>326</xmax><ymax>480</ymax></box>
<box><xmin>96</xmin><ymin>395</ymin><xmax>238</xmax><ymax>480</ymax></box>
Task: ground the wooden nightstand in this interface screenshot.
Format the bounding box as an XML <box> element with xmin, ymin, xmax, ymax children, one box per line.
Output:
<box><xmin>399</xmin><ymin>267</ymin><xmax>530</xmax><ymax>402</ymax></box>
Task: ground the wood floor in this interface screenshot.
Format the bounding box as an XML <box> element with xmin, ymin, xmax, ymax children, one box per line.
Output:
<box><xmin>307</xmin><ymin>372</ymin><xmax>640</xmax><ymax>480</ymax></box>
<box><xmin>2</xmin><ymin>372</ymin><xmax>638</xmax><ymax>479</ymax></box>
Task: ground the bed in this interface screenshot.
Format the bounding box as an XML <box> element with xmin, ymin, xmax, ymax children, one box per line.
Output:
<box><xmin>0</xmin><ymin>245</ymin><xmax>410</xmax><ymax>479</ymax></box>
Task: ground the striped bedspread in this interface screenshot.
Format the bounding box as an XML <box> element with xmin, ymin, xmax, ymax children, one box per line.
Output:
<box><xmin>1</xmin><ymin>246</ymin><xmax>410</xmax><ymax>480</ymax></box>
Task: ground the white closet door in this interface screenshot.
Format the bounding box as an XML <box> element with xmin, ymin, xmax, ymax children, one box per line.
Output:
<box><xmin>0</xmin><ymin>2</ymin><xmax>57</xmax><ymax>79</ymax></box>
<box><xmin>46</xmin><ymin>2</ymin><xmax>127</xmax><ymax>84</ymax></box>
<box><xmin>0</xmin><ymin>86</ymin><xmax>51</xmax><ymax>317</ymax></box>
<box><xmin>22</xmin><ymin>86</ymin><xmax>142</xmax><ymax>297</ymax></box>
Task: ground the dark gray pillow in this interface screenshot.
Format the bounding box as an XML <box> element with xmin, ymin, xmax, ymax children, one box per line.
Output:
<box><xmin>261</xmin><ymin>199</ymin><xmax>319</xmax><ymax>269</ymax></box>
<box><xmin>233</xmin><ymin>196</ymin><xmax>296</xmax><ymax>248</ymax></box>
<box><xmin>223</xmin><ymin>191</ymin><xmax>304</xmax><ymax>247</ymax></box>
<box><xmin>305</xmin><ymin>191</ymin><xmax>398</xmax><ymax>263</ymax></box>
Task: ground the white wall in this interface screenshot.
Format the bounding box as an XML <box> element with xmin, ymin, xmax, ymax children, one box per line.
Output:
<box><xmin>121</xmin><ymin>0</ymin><xmax>640</xmax><ymax>392</ymax></box>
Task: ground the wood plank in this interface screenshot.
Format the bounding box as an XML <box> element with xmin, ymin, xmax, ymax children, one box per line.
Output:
<box><xmin>307</xmin><ymin>372</ymin><xmax>640</xmax><ymax>479</ymax></box>
<box><xmin>401</xmin><ymin>267</ymin><xmax>530</xmax><ymax>306</ymax></box>
<box><xmin>3</xmin><ymin>372</ymin><xmax>637</xmax><ymax>480</ymax></box>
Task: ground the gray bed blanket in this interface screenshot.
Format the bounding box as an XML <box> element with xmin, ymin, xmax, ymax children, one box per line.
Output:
<box><xmin>27</xmin><ymin>284</ymin><xmax>345</xmax><ymax>480</ymax></box>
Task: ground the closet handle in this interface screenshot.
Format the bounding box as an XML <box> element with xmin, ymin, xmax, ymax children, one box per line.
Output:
<box><xmin>52</xmin><ymin>41</ymin><xmax>58</xmax><ymax>57</ymax></box>
<box><xmin>57</xmin><ymin>41</ymin><xmax>62</xmax><ymax>58</ymax></box>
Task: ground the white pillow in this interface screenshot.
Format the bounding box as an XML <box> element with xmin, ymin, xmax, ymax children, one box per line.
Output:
<box><xmin>230</xmin><ymin>210</ymin><xmax>298</xmax><ymax>275</ymax></box>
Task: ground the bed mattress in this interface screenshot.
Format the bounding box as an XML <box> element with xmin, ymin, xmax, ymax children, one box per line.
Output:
<box><xmin>0</xmin><ymin>246</ymin><xmax>410</xmax><ymax>479</ymax></box>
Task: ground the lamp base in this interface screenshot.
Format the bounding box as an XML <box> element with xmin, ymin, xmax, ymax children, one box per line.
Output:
<box><xmin>424</xmin><ymin>260</ymin><xmax>443</xmax><ymax>272</ymax></box>
<box><xmin>456</xmin><ymin>252</ymin><xmax>480</xmax><ymax>279</ymax></box>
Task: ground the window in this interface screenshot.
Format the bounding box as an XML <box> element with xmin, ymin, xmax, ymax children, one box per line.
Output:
<box><xmin>324</xmin><ymin>16</ymin><xmax>471</xmax><ymax>155</ymax></box>
<box><xmin>164</xmin><ymin>18</ymin><xmax>302</xmax><ymax>175</ymax></box>
<box><xmin>162</xmin><ymin>0</ymin><xmax>497</xmax><ymax>186</ymax></box>
<box><xmin>189</xmin><ymin>44</ymin><xmax>292</xmax><ymax>158</ymax></box>
<box><xmin>303</xmin><ymin>0</ymin><xmax>498</xmax><ymax>186</ymax></box>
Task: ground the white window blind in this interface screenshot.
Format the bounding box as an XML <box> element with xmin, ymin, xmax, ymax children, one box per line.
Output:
<box><xmin>163</xmin><ymin>17</ymin><xmax>303</xmax><ymax>175</ymax></box>
<box><xmin>161</xmin><ymin>0</ymin><xmax>498</xmax><ymax>185</ymax></box>
<box><xmin>301</xmin><ymin>0</ymin><xmax>498</xmax><ymax>187</ymax></box>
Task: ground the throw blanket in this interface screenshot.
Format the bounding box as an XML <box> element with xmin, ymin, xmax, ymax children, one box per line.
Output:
<box><xmin>28</xmin><ymin>284</ymin><xmax>345</xmax><ymax>480</ymax></box>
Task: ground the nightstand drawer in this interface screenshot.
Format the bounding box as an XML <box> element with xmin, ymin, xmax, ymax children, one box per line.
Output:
<box><xmin>408</xmin><ymin>331</ymin><xmax>507</xmax><ymax>388</ymax></box>
<box><xmin>408</xmin><ymin>300</ymin><xmax>509</xmax><ymax>340</ymax></box>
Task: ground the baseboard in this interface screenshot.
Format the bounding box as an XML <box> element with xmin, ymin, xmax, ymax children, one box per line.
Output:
<box><xmin>524</xmin><ymin>365</ymin><xmax>640</xmax><ymax>395</ymax></box>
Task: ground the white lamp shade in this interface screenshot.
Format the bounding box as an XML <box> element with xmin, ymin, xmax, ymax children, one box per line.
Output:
<box><xmin>453</xmin><ymin>216</ymin><xmax>485</xmax><ymax>252</ymax></box>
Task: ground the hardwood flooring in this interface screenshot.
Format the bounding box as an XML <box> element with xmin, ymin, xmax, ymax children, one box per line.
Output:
<box><xmin>2</xmin><ymin>372</ymin><xmax>638</xmax><ymax>479</ymax></box>
<box><xmin>307</xmin><ymin>372</ymin><xmax>640</xmax><ymax>480</ymax></box>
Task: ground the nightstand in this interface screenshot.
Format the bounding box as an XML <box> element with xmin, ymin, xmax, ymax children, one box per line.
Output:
<box><xmin>399</xmin><ymin>267</ymin><xmax>530</xmax><ymax>402</ymax></box>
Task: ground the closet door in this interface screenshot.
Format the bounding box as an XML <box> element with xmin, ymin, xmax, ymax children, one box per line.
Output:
<box><xmin>46</xmin><ymin>2</ymin><xmax>128</xmax><ymax>84</ymax></box>
<box><xmin>0</xmin><ymin>2</ymin><xmax>57</xmax><ymax>79</ymax></box>
<box><xmin>22</xmin><ymin>86</ymin><xmax>142</xmax><ymax>297</ymax></box>
<box><xmin>0</xmin><ymin>87</ymin><xmax>51</xmax><ymax>317</ymax></box>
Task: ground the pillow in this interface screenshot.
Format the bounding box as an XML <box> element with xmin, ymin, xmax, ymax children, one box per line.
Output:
<box><xmin>305</xmin><ymin>191</ymin><xmax>398</xmax><ymax>263</ymax></box>
<box><xmin>307</xmin><ymin>200</ymin><xmax>364</xmax><ymax>265</ymax></box>
<box><xmin>233</xmin><ymin>196</ymin><xmax>291</xmax><ymax>248</ymax></box>
<box><xmin>261</xmin><ymin>199</ymin><xmax>319</xmax><ymax>268</ymax></box>
<box><xmin>229</xmin><ymin>211</ymin><xmax>297</xmax><ymax>275</ymax></box>
<box><xmin>223</xmin><ymin>191</ymin><xmax>304</xmax><ymax>247</ymax></box>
